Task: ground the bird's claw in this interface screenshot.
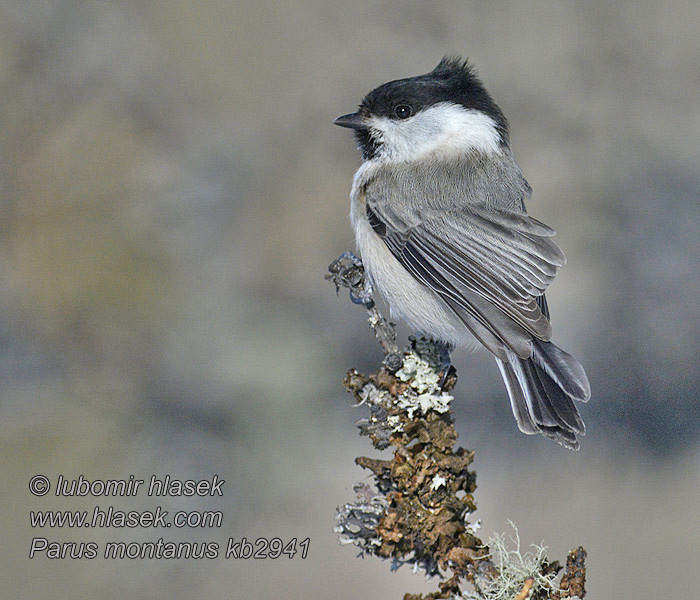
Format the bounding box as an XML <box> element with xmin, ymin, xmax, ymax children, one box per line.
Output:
<box><xmin>327</xmin><ymin>252</ymin><xmax>375</xmax><ymax>308</ymax></box>
<box><xmin>409</xmin><ymin>335</ymin><xmax>455</xmax><ymax>390</ymax></box>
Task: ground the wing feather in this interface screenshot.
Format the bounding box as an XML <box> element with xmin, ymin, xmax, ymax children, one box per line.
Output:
<box><xmin>366</xmin><ymin>200</ymin><xmax>564</xmax><ymax>358</ymax></box>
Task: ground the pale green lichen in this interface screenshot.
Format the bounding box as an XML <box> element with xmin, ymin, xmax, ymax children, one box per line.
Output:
<box><xmin>396</xmin><ymin>354</ymin><xmax>441</xmax><ymax>393</ymax></box>
<box><xmin>430</xmin><ymin>474</ymin><xmax>447</xmax><ymax>490</ymax></box>
<box><xmin>465</xmin><ymin>517</ymin><xmax>481</xmax><ymax>533</ymax></box>
<box><xmin>352</xmin><ymin>382</ymin><xmax>392</xmax><ymax>410</ymax></box>
<box><xmin>386</xmin><ymin>414</ymin><xmax>403</xmax><ymax>432</ymax></box>
<box><xmin>464</xmin><ymin>524</ymin><xmax>561</xmax><ymax>600</ymax></box>
<box><xmin>395</xmin><ymin>352</ymin><xmax>453</xmax><ymax>418</ymax></box>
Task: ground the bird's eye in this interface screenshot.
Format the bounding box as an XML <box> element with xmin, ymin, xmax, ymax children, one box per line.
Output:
<box><xmin>394</xmin><ymin>104</ymin><xmax>413</xmax><ymax>119</ymax></box>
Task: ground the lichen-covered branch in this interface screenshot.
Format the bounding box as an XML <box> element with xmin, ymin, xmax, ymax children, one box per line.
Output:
<box><xmin>551</xmin><ymin>548</ymin><xmax>587</xmax><ymax>600</ymax></box>
<box><xmin>328</xmin><ymin>254</ymin><xmax>587</xmax><ymax>600</ymax></box>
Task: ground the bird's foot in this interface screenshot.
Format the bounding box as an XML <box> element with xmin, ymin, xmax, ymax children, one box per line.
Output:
<box><xmin>326</xmin><ymin>252</ymin><xmax>374</xmax><ymax>308</ymax></box>
<box><xmin>409</xmin><ymin>334</ymin><xmax>456</xmax><ymax>390</ymax></box>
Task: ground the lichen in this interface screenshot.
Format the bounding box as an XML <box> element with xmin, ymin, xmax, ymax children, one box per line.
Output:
<box><xmin>334</xmin><ymin>483</ymin><xmax>387</xmax><ymax>555</ymax></box>
<box><xmin>466</xmin><ymin>525</ymin><xmax>561</xmax><ymax>600</ymax></box>
<box><xmin>340</xmin><ymin>345</ymin><xmax>485</xmax><ymax>588</ymax></box>
<box><xmin>395</xmin><ymin>352</ymin><xmax>453</xmax><ymax>418</ymax></box>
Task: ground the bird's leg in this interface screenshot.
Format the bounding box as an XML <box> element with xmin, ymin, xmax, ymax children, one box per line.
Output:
<box><xmin>436</xmin><ymin>341</ymin><xmax>456</xmax><ymax>390</ymax></box>
<box><xmin>437</xmin><ymin>340</ymin><xmax>453</xmax><ymax>372</ymax></box>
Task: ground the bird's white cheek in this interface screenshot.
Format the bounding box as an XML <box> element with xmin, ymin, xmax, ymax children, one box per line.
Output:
<box><xmin>369</xmin><ymin>103</ymin><xmax>502</xmax><ymax>162</ymax></box>
<box><xmin>440</xmin><ymin>107</ymin><xmax>502</xmax><ymax>155</ymax></box>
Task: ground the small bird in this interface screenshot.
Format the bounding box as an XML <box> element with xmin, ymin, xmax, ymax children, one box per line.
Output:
<box><xmin>334</xmin><ymin>57</ymin><xmax>591</xmax><ymax>449</ymax></box>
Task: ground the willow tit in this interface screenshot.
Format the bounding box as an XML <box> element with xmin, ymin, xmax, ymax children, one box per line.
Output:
<box><xmin>334</xmin><ymin>57</ymin><xmax>591</xmax><ymax>449</ymax></box>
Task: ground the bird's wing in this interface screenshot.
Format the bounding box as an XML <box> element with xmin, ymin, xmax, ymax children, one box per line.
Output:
<box><xmin>365</xmin><ymin>196</ymin><xmax>565</xmax><ymax>359</ymax></box>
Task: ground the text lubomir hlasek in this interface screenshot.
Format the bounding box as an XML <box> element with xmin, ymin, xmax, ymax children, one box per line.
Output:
<box><xmin>53</xmin><ymin>475</ymin><xmax>224</xmax><ymax>497</ymax></box>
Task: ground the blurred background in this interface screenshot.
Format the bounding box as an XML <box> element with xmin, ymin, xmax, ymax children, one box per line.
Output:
<box><xmin>2</xmin><ymin>0</ymin><xmax>699</xmax><ymax>598</ymax></box>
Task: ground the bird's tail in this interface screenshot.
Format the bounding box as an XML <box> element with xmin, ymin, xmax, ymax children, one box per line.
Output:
<box><xmin>496</xmin><ymin>340</ymin><xmax>591</xmax><ymax>450</ymax></box>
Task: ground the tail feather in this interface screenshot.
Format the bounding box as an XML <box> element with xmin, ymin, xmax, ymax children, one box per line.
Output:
<box><xmin>497</xmin><ymin>340</ymin><xmax>590</xmax><ymax>450</ymax></box>
<box><xmin>495</xmin><ymin>360</ymin><xmax>539</xmax><ymax>435</ymax></box>
<box><xmin>525</xmin><ymin>355</ymin><xmax>585</xmax><ymax>432</ymax></box>
<box><xmin>532</xmin><ymin>339</ymin><xmax>591</xmax><ymax>402</ymax></box>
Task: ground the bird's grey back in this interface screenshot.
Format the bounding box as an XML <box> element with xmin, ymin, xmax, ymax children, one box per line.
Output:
<box><xmin>360</xmin><ymin>150</ymin><xmax>532</xmax><ymax>222</ymax></box>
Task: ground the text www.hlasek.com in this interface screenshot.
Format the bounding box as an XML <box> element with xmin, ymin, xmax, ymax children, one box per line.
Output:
<box><xmin>30</xmin><ymin>506</ymin><xmax>222</xmax><ymax>529</ymax></box>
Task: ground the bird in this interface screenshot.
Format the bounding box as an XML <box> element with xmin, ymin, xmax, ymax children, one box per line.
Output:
<box><xmin>334</xmin><ymin>57</ymin><xmax>591</xmax><ymax>449</ymax></box>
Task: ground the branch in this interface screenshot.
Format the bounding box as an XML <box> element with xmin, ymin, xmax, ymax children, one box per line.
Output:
<box><xmin>328</xmin><ymin>254</ymin><xmax>587</xmax><ymax>600</ymax></box>
<box><xmin>514</xmin><ymin>579</ymin><xmax>534</xmax><ymax>600</ymax></box>
<box><xmin>551</xmin><ymin>547</ymin><xmax>587</xmax><ymax>599</ymax></box>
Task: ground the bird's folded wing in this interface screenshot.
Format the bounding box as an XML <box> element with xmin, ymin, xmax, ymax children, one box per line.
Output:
<box><xmin>366</xmin><ymin>200</ymin><xmax>565</xmax><ymax>359</ymax></box>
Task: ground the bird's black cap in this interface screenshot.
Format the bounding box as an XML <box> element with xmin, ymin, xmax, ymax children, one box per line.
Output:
<box><xmin>335</xmin><ymin>57</ymin><xmax>509</xmax><ymax>158</ymax></box>
<box><xmin>365</xmin><ymin>57</ymin><xmax>507</xmax><ymax>140</ymax></box>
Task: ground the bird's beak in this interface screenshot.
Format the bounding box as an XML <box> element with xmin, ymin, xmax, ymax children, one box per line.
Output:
<box><xmin>333</xmin><ymin>111</ymin><xmax>367</xmax><ymax>130</ymax></box>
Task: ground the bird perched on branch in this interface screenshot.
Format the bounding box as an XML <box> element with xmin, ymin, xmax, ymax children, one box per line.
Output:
<box><xmin>334</xmin><ymin>57</ymin><xmax>591</xmax><ymax>449</ymax></box>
